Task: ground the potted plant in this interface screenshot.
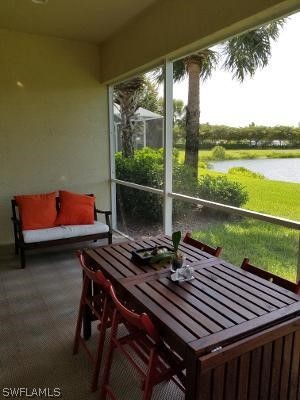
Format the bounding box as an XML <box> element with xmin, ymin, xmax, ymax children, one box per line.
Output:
<box><xmin>171</xmin><ymin>231</ymin><xmax>184</xmax><ymax>271</ymax></box>
<box><xmin>149</xmin><ymin>231</ymin><xmax>184</xmax><ymax>270</ymax></box>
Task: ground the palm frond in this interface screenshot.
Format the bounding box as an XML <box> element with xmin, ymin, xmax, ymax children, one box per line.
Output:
<box><xmin>198</xmin><ymin>49</ymin><xmax>219</xmax><ymax>81</ymax></box>
<box><xmin>222</xmin><ymin>19</ymin><xmax>285</xmax><ymax>82</ymax></box>
<box><xmin>114</xmin><ymin>76</ymin><xmax>145</xmax><ymax>93</ymax></box>
<box><xmin>173</xmin><ymin>59</ymin><xmax>186</xmax><ymax>82</ymax></box>
<box><xmin>153</xmin><ymin>48</ymin><xmax>218</xmax><ymax>84</ymax></box>
<box><xmin>153</xmin><ymin>61</ymin><xmax>186</xmax><ymax>84</ymax></box>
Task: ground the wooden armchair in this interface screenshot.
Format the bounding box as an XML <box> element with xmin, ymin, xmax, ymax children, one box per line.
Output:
<box><xmin>241</xmin><ymin>258</ymin><xmax>300</xmax><ymax>294</ymax></box>
<box><xmin>183</xmin><ymin>232</ymin><xmax>222</xmax><ymax>257</ymax></box>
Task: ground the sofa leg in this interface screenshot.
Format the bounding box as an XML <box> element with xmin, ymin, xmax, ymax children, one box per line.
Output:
<box><xmin>20</xmin><ymin>249</ymin><xmax>26</xmax><ymax>269</ymax></box>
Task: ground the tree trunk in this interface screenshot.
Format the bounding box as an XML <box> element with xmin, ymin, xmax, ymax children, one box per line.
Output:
<box><xmin>184</xmin><ymin>56</ymin><xmax>201</xmax><ymax>178</ymax></box>
<box><xmin>117</xmin><ymin>92</ymin><xmax>138</xmax><ymax>158</ymax></box>
<box><xmin>121</xmin><ymin>113</ymin><xmax>135</xmax><ymax>158</ymax></box>
<box><xmin>115</xmin><ymin>77</ymin><xmax>145</xmax><ymax>158</ymax></box>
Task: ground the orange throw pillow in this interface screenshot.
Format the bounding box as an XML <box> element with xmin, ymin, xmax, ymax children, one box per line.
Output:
<box><xmin>15</xmin><ymin>192</ymin><xmax>57</xmax><ymax>230</ymax></box>
<box><xmin>55</xmin><ymin>191</ymin><xmax>95</xmax><ymax>226</ymax></box>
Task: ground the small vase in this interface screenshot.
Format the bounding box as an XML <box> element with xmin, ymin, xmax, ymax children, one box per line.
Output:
<box><xmin>170</xmin><ymin>255</ymin><xmax>183</xmax><ymax>272</ymax></box>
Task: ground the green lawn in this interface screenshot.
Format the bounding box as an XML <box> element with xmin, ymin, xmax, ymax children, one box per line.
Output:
<box><xmin>185</xmin><ymin>164</ymin><xmax>300</xmax><ymax>282</ymax></box>
<box><xmin>200</xmin><ymin>169</ymin><xmax>300</xmax><ymax>220</ymax></box>
<box><xmin>192</xmin><ymin>219</ymin><xmax>298</xmax><ymax>281</ymax></box>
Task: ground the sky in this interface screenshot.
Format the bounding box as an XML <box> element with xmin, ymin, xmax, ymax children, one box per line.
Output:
<box><xmin>171</xmin><ymin>11</ymin><xmax>300</xmax><ymax>128</ymax></box>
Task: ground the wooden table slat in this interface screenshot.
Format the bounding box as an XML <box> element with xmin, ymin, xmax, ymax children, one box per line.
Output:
<box><xmin>158</xmin><ymin>277</ymin><xmax>247</xmax><ymax>325</ymax></box>
<box><xmin>190</xmin><ymin>301</ymin><xmax>300</xmax><ymax>355</ymax></box>
<box><xmin>279</xmin><ymin>332</ymin><xmax>293</xmax><ymax>399</ymax></box>
<box><xmin>196</xmin><ymin>268</ymin><xmax>279</xmax><ymax>312</ymax></box>
<box><xmin>155</xmin><ymin>278</ymin><xmax>240</xmax><ymax>327</ymax></box>
<box><xmin>214</xmin><ymin>262</ymin><xmax>297</xmax><ymax>304</ymax></box>
<box><xmin>128</xmin><ymin>285</ymin><xmax>198</xmax><ymax>344</ymax></box>
<box><xmin>138</xmin><ymin>282</ymin><xmax>214</xmax><ymax>337</ymax></box>
<box><xmin>103</xmin><ymin>246</ymin><xmax>149</xmax><ymax>275</ymax></box>
<box><xmin>207</xmin><ymin>265</ymin><xmax>288</xmax><ymax>308</ymax></box>
<box><xmin>184</xmin><ymin>276</ymin><xmax>257</xmax><ymax>322</ymax></box>
<box><xmin>221</xmin><ymin>260</ymin><xmax>300</xmax><ymax>301</ymax></box>
<box><xmin>85</xmin><ymin>249</ymin><xmax>125</xmax><ymax>279</ymax></box>
<box><xmin>93</xmin><ymin>248</ymin><xmax>136</xmax><ymax>277</ymax></box>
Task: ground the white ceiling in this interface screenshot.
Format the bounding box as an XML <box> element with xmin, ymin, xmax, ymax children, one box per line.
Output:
<box><xmin>0</xmin><ymin>0</ymin><xmax>158</xmax><ymax>44</ymax></box>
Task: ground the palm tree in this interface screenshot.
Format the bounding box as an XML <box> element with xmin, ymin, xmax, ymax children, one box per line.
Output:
<box><xmin>176</xmin><ymin>51</ymin><xmax>219</xmax><ymax>176</ymax></box>
<box><xmin>114</xmin><ymin>76</ymin><xmax>145</xmax><ymax>158</ymax></box>
<box><xmin>157</xmin><ymin>19</ymin><xmax>284</xmax><ymax>178</ymax></box>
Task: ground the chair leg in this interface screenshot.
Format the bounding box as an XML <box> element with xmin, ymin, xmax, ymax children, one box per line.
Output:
<box><xmin>108</xmin><ymin>233</ymin><xmax>112</xmax><ymax>244</ymax></box>
<box><xmin>20</xmin><ymin>248</ymin><xmax>26</xmax><ymax>269</ymax></box>
<box><xmin>73</xmin><ymin>276</ymin><xmax>89</xmax><ymax>354</ymax></box>
<box><xmin>100</xmin><ymin>343</ymin><xmax>116</xmax><ymax>400</ymax></box>
<box><xmin>142</xmin><ymin>349</ymin><xmax>158</xmax><ymax>400</ymax></box>
<box><xmin>90</xmin><ymin>299</ymin><xmax>109</xmax><ymax>392</ymax></box>
<box><xmin>83</xmin><ymin>274</ymin><xmax>92</xmax><ymax>340</ymax></box>
<box><xmin>15</xmin><ymin>242</ymin><xmax>19</xmax><ymax>255</ymax></box>
<box><xmin>100</xmin><ymin>311</ymin><xmax>118</xmax><ymax>400</ymax></box>
<box><xmin>73</xmin><ymin>302</ymin><xmax>84</xmax><ymax>355</ymax></box>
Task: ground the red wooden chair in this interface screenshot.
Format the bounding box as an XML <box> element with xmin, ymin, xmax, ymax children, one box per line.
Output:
<box><xmin>100</xmin><ymin>285</ymin><xmax>185</xmax><ymax>400</ymax></box>
<box><xmin>241</xmin><ymin>258</ymin><xmax>300</xmax><ymax>294</ymax></box>
<box><xmin>183</xmin><ymin>232</ymin><xmax>222</xmax><ymax>257</ymax></box>
<box><xmin>73</xmin><ymin>251</ymin><xmax>113</xmax><ymax>392</ymax></box>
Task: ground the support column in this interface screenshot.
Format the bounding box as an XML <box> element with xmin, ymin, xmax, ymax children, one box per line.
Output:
<box><xmin>108</xmin><ymin>86</ymin><xmax>117</xmax><ymax>230</ymax></box>
<box><xmin>163</xmin><ymin>61</ymin><xmax>173</xmax><ymax>235</ymax></box>
<box><xmin>297</xmin><ymin>231</ymin><xmax>300</xmax><ymax>283</ymax></box>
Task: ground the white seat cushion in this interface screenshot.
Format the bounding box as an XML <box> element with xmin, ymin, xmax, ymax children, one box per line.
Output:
<box><xmin>23</xmin><ymin>221</ymin><xmax>109</xmax><ymax>243</ymax></box>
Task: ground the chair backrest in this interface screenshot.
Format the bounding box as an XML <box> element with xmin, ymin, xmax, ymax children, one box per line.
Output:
<box><xmin>76</xmin><ymin>251</ymin><xmax>111</xmax><ymax>292</ymax></box>
<box><xmin>109</xmin><ymin>285</ymin><xmax>160</xmax><ymax>342</ymax></box>
<box><xmin>241</xmin><ymin>258</ymin><xmax>300</xmax><ymax>294</ymax></box>
<box><xmin>183</xmin><ymin>232</ymin><xmax>222</xmax><ymax>257</ymax></box>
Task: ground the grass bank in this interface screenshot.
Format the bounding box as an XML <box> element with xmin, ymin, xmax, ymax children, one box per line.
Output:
<box><xmin>191</xmin><ymin>169</ymin><xmax>300</xmax><ymax>281</ymax></box>
<box><xmin>200</xmin><ymin>169</ymin><xmax>300</xmax><ymax>220</ymax></box>
<box><xmin>177</xmin><ymin>148</ymin><xmax>300</xmax><ymax>162</ymax></box>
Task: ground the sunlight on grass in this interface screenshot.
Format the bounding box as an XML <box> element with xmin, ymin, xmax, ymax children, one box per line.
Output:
<box><xmin>193</xmin><ymin>219</ymin><xmax>298</xmax><ymax>282</ymax></box>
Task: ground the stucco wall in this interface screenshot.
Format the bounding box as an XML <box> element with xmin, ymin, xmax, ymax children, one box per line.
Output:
<box><xmin>0</xmin><ymin>29</ymin><xmax>109</xmax><ymax>245</ymax></box>
<box><xmin>100</xmin><ymin>0</ymin><xmax>300</xmax><ymax>82</ymax></box>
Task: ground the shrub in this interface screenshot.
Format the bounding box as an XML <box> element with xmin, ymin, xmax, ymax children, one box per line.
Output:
<box><xmin>211</xmin><ymin>145</ymin><xmax>226</xmax><ymax>160</ymax></box>
<box><xmin>199</xmin><ymin>161</ymin><xmax>208</xmax><ymax>169</ymax></box>
<box><xmin>115</xmin><ymin>147</ymin><xmax>164</xmax><ymax>187</ymax></box>
<box><xmin>116</xmin><ymin>148</ymin><xmax>249</xmax><ymax>221</ymax></box>
<box><xmin>196</xmin><ymin>175</ymin><xmax>249</xmax><ymax>207</ymax></box>
<box><xmin>173</xmin><ymin>164</ymin><xmax>198</xmax><ymax>196</ymax></box>
<box><xmin>115</xmin><ymin>148</ymin><xmax>164</xmax><ymax>221</ymax></box>
<box><xmin>228</xmin><ymin>167</ymin><xmax>265</xmax><ymax>179</ymax></box>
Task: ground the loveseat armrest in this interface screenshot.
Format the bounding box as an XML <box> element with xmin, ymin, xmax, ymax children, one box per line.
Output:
<box><xmin>95</xmin><ymin>209</ymin><xmax>112</xmax><ymax>228</ymax></box>
<box><xmin>11</xmin><ymin>215</ymin><xmax>21</xmax><ymax>231</ymax></box>
<box><xmin>11</xmin><ymin>216</ymin><xmax>24</xmax><ymax>243</ymax></box>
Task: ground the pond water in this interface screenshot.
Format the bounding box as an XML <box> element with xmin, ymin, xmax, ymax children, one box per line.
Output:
<box><xmin>211</xmin><ymin>158</ymin><xmax>300</xmax><ymax>183</ymax></box>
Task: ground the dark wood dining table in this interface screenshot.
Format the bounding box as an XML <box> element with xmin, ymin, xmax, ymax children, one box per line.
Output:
<box><xmin>83</xmin><ymin>235</ymin><xmax>300</xmax><ymax>400</ymax></box>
